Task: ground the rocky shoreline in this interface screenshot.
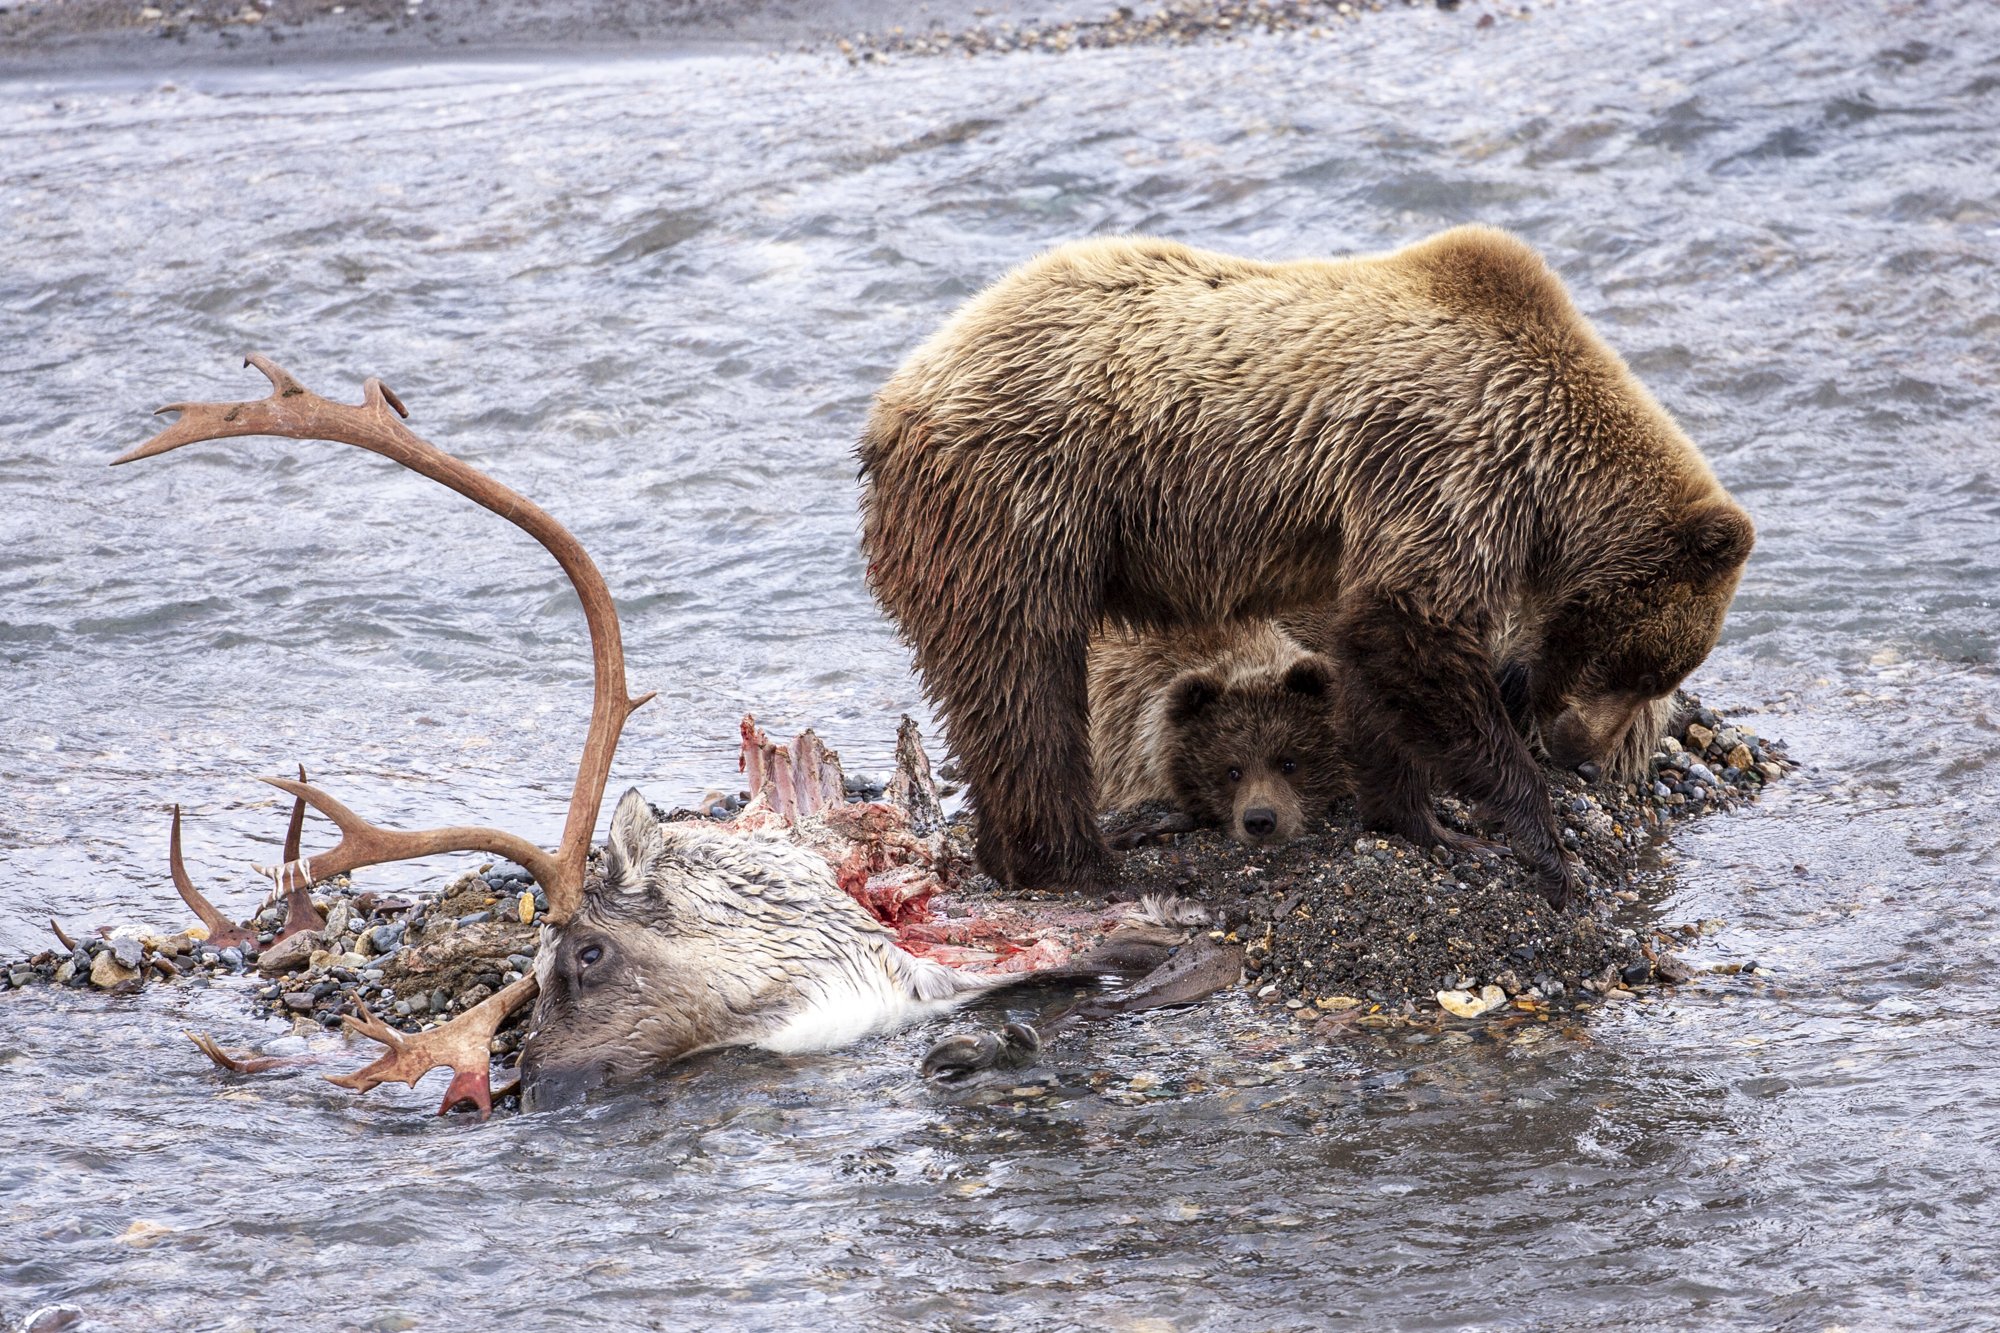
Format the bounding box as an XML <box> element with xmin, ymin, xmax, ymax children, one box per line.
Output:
<box><xmin>840</xmin><ymin>0</ymin><xmax>1525</xmax><ymax>63</ymax></box>
<box><xmin>6</xmin><ymin>692</ymin><xmax>1790</xmax><ymax>1094</ymax></box>
<box><xmin>0</xmin><ymin>0</ymin><xmax>1514</xmax><ymax>77</ymax></box>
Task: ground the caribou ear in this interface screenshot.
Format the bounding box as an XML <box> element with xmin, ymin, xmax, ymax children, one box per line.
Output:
<box><xmin>1167</xmin><ymin>670</ymin><xmax>1224</xmax><ymax>724</ymax></box>
<box><xmin>1680</xmin><ymin>500</ymin><xmax>1755</xmax><ymax>581</ymax></box>
<box><xmin>604</xmin><ymin>787</ymin><xmax>664</xmax><ymax>889</ymax></box>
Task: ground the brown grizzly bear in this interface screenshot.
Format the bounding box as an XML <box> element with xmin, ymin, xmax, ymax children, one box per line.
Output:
<box><xmin>1089</xmin><ymin>620</ymin><xmax>1347</xmax><ymax>848</ymax></box>
<box><xmin>858</xmin><ymin>225</ymin><xmax>1754</xmax><ymax>908</ymax></box>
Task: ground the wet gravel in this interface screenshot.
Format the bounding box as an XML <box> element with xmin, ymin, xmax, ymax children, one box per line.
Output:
<box><xmin>1094</xmin><ymin>692</ymin><xmax>1791</xmax><ymax>1028</ymax></box>
<box><xmin>12</xmin><ymin>863</ymin><xmax>548</xmax><ymax>1073</ymax></box>
<box><xmin>6</xmin><ymin>693</ymin><xmax>1787</xmax><ymax>1064</ymax></box>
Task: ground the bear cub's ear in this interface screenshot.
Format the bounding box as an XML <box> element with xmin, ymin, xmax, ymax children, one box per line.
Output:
<box><xmin>1282</xmin><ymin>657</ymin><xmax>1333</xmax><ymax>698</ymax></box>
<box><xmin>1680</xmin><ymin>500</ymin><xmax>1755</xmax><ymax>581</ymax></box>
<box><xmin>1167</xmin><ymin>670</ymin><xmax>1224</xmax><ymax>723</ymax></box>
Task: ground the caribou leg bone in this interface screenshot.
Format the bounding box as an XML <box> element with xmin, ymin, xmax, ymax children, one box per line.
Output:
<box><xmin>327</xmin><ymin>973</ymin><xmax>539</xmax><ymax>1119</ymax></box>
<box><xmin>169</xmin><ymin>806</ymin><xmax>261</xmax><ymax>953</ymax></box>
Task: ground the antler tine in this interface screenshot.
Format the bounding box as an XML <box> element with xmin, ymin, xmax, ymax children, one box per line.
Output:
<box><xmin>269</xmin><ymin>764</ymin><xmax>327</xmax><ymax>944</ymax></box>
<box><xmin>255</xmin><ymin>774</ymin><xmax>562</xmax><ymax>891</ymax></box>
<box><xmin>117</xmin><ymin>357</ymin><xmax>655</xmax><ymax>923</ymax></box>
<box><xmin>168</xmin><ymin>806</ymin><xmax>261</xmax><ymax>952</ymax></box>
<box><xmin>282</xmin><ymin>763</ymin><xmax>309</xmax><ymax>865</ymax></box>
<box><xmin>328</xmin><ymin>976</ymin><xmax>537</xmax><ymax>1118</ymax></box>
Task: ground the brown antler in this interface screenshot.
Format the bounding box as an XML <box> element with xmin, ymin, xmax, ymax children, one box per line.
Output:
<box><xmin>123</xmin><ymin>356</ymin><xmax>656</xmax><ymax>1117</ymax></box>
<box><xmin>169</xmin><ymin>806</ymin><xmax>261</xmax><ymax>952</ymax></box>
<box><xmin>115</xmin><ymin>355</ymin><xmax>654</xmax><ymax>925</ymax></box>
<box><xmin>160</xmin><ymin>774</ymin><xmax>321</xmax><ymax>950</ymax></box>
<box><xmin>326</xmin><ymin>975</ymin><xmax>535</xmax><ymax>1118</ymax></box>
<box><xmin>270</xmin><ymin>766</ymin><xmax>326</xmax><ymax>943</ymax></box>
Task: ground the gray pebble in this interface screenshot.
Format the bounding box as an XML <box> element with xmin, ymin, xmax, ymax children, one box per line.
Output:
<box><xmin>111</xmin><ymin>937</ymin><xmax>143</xmax><ymax>970</ymax></box>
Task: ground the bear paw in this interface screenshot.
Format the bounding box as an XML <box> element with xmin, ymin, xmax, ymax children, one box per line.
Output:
<box><xmin>919</xmin><ymin>1022</ymin><xmax>1043</xmax><ymax>1081</ymax></box>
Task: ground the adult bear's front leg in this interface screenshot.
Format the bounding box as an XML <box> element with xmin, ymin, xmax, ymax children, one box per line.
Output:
<box><xmin>1334</xmin><ymin>585</ymin><xmax>1579</xmax><ymax>910</ymax></box>
<box><xmin>926</xmin><ymin>610</ymin><xmax>1112</xmax><ymax>894</ymax></box>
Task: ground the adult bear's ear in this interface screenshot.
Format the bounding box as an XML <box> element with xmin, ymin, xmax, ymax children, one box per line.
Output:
<box><xmin>1282</xmin><ymin>656</ymin><xmax>1332</xmax><ymax>697</ymax></box>
<box><xmin>1680</xmin><ymin>500</ymin><xmax>1755</xmax><ymax>581</ymax></box>
<box><xmin>1167</xmin><ymin>671</ymin><xmax>1224</xmax><ymax>723</ymax></box>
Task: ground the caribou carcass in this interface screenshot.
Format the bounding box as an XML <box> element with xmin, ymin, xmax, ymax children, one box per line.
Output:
<box><xmin>124</xmin><ymin>358</ymin><xmax>1235</xmax><ymax>1117</ymax></box>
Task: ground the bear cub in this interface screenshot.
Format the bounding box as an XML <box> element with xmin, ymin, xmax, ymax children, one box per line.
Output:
<box><xmin>1089</xmin><ymin>621</ymin><xmax>1349</xmax><ymax>848</ymax></box>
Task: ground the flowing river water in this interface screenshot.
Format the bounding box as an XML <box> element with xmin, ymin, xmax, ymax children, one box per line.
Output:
<box><xmin>2</xmin><ymin>1</ymin><xmax>1997</xmax><ymax>1327</ymax></box>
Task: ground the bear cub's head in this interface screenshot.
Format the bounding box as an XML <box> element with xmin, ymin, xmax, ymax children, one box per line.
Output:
<box><xmin>1162</xmin><ymin>654</ymin><xmax>1347</xmax><ymax>847</ymax></box>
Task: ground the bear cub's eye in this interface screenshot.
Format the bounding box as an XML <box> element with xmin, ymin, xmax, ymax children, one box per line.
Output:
<box><xmin>1279</xmin><ymin>759</ymin><xmax>1297</xmax><ymax>775</ymax></box>
<box><xmin>1227</xmin><ymin>767</ymin><xmax>1242</xmax><ymax>784</ymax></box>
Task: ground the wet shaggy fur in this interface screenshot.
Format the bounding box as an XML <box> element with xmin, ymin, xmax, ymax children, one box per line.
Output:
<box><xmin>1090</xmin><ymin>620</ymin><xmax>1347</xmax><ymax>846</ymax></box>
<box><xmin>518</xmin><ymin>789</ymin><xmax>1009</xmax><ymax>1107</ymax></box>
<box><xmin>858</xmin><ymin>226</ymin><xmax>1754</xmax><ymax>906</ymax></box>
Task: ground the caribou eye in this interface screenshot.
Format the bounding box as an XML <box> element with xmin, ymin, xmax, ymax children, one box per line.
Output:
<box><xmin>579</xmin><ymin>944</ymin><xmax>603</xmax><ymax>967</ymax></box>
<box><xmin>1227</xmin><ymin>767</ymin><xmax>1242</xmax><ymax>784</ymax></box>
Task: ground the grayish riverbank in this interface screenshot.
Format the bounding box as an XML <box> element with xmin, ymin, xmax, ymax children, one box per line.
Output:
<box><xmin>0</xmin><ymin>0</ymin><xmax>1139</xmax><ymax>75</ymax></box>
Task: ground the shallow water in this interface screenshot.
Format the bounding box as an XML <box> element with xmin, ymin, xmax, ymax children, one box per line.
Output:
<box><xmin>3</xmin><ymin>1</ymin><xmax>1998</xmax><ymax>1327</ymax></box>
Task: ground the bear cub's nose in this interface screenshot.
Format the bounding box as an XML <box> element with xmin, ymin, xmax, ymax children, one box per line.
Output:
<box><xmin>1242</xmin><ymin>808</ymin><xmax>1278</xmax><ymax>839</ymax></box>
